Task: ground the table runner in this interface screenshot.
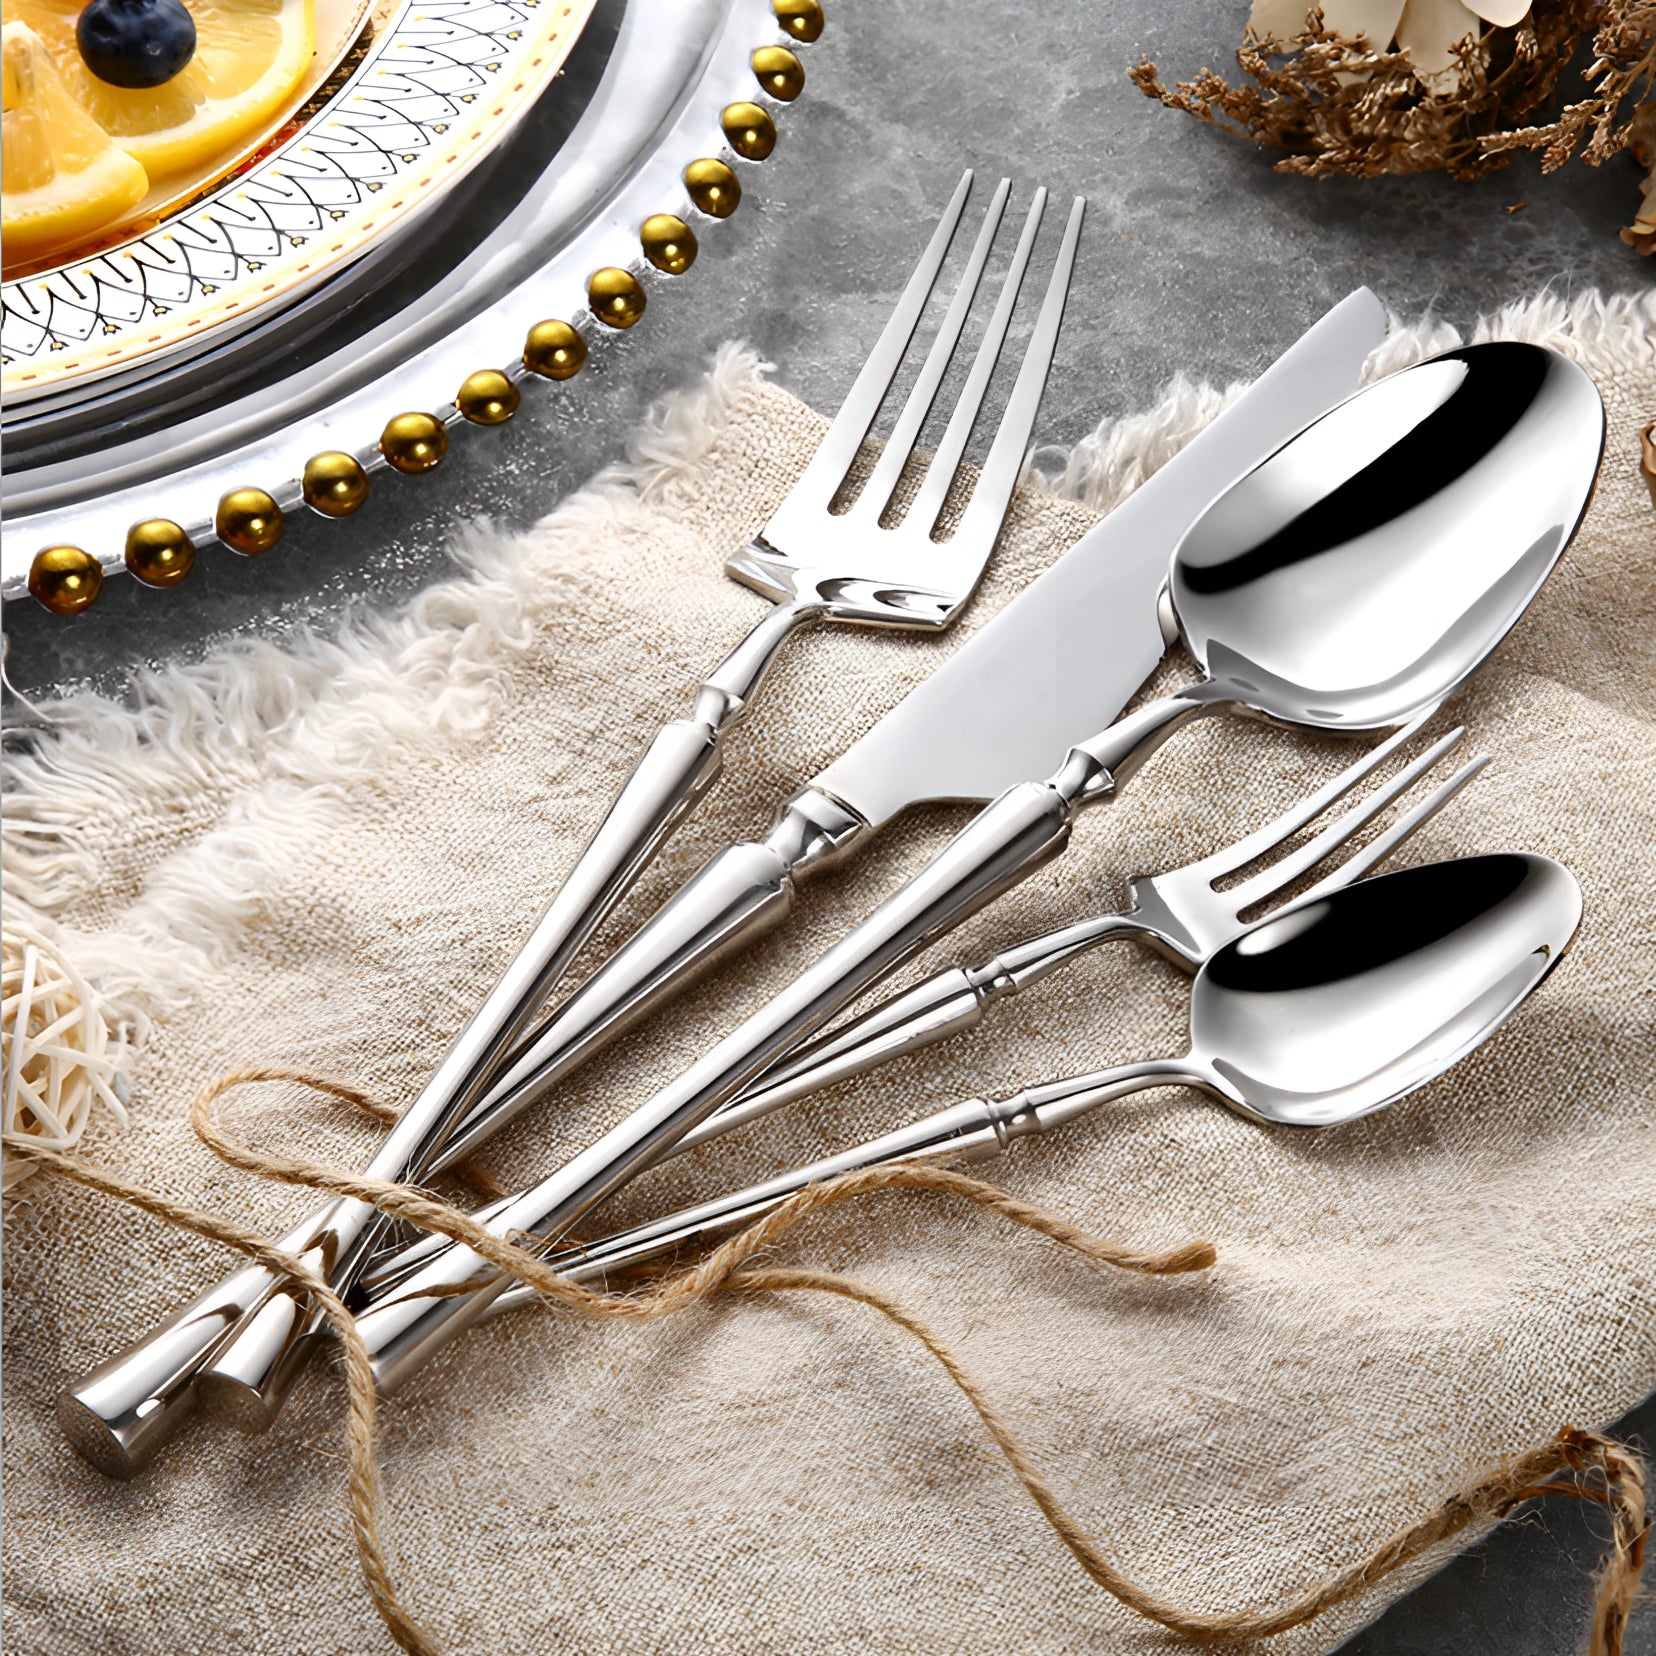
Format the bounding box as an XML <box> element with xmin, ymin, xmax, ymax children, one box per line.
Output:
<box><xmin>4</xmin><ymin>291</ymin><xmax>1654</xmax><ymax>1653</ymax></box>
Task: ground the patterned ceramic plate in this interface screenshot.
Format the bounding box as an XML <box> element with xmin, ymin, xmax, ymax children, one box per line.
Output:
<box><xmin>1</xmin><ymin>0</ymin><xmax>598</xmax><ymax>402</ymax></box>
<box><xmin>4</xmin><ymin>0</ymin><xmax>823</xmax><ymax>602</ymax></box>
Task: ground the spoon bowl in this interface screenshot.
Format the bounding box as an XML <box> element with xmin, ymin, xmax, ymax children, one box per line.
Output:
<box><xmin>1171</xmin><ymin>343</ymin><xmax>1605</xmax><ymax>731</ymax></box>
<box><xmin>1189</xmin><ymin>853</ymin><xmax>1582</xmax><ymax>1126</ymax></box>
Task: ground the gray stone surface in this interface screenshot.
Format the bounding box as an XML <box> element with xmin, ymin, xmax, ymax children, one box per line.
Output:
<box><xmin>3</xmin><ymin>1</ymin><xmax>1652</xmax><ymax>1649</ymax></box>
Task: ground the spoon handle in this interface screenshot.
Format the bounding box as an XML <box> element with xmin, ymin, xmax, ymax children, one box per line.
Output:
<box><xmin>462</xmin><ymin>1056</ymin><xmax>1195</xmax><ymax>1321</ymax></box>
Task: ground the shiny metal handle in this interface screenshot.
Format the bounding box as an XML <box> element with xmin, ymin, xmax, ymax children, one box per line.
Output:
<box><xmin>428</xmin><ymin>784</ymin><xmax>872</xmax><ymax>1176</ymax></box>
<box><xmin>58</xmin><ymin>598</ymin><xmax>816</xmax><ymax>1476</ymax></box>
<box><xmin>478</xmin><ymin>1054</ymin><xmax>1193</xmax><ymax>1320</ymax></box>
<box><xmin>679</xmin><ymin>967</ymin><xmax>993</xmax><ymax>1145</ymax></box>
<box><xmin>354</xmin><ymin>772</ymin><xmax>1091</xmax><ymax>1394</ymax></box>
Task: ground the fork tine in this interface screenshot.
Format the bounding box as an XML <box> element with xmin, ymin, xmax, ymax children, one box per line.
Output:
<box><xmin>851</xmin><ymin>177</ymin><xmax>1014</xmax><ymax>520</ymax></box>
<box><xmin>776</xmin><ymin>171</ymin><xmax>975</xmax><ymax>512</ymax></box>
<box><xmin>1294</xmin><ymin>754</ymin><xmax>1489</xmax><ymax>905</ymax></box>
<box><xmin>1182</xmin><ymin>710</ymin><xmax>1437</xmax><ymax>886</ymax></box>
<box><xmin>902</xmin><ymin>185</ymin><xmax>1046</xmax><ymax>532</ymax></box>
<box><xmin>1226</xmin><ymin>727</ymin><xmax>1467</xmax><ymax>911</ymax></box>
<box><xmin>946</xmin><ymin>193</ymin><xmax>1085</xmax><ymax>548</ymax></box>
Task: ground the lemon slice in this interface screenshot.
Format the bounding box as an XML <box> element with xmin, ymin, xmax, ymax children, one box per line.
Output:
<box><xmin>2</xmin><ymin>20</ymin><xmax>148</xmax><ymax>262</ymax></box>
<box><xmin>4</xmin><ymin>0</ymin><xmax>314</xmax><ymax>179</ymax></box>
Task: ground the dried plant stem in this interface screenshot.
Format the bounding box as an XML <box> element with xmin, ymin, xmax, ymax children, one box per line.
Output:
<box><xmin>1130</xmin><ymin>3</ymin><xmax>1654</xmax><ymax>184</ymax></box>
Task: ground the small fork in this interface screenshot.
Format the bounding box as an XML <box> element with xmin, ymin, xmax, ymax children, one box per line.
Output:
<box><xmin>357</xmin><ymin>715</ymin><xmax>1484</xmax><ymax>1304</ymax></box>
<box><xmin>696</xmin><ymin>714</ymin><xmax>1487</xmax><ymax>1138</ymax></box>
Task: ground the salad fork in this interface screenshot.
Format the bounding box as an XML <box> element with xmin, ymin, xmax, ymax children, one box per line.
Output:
<box><xmin>359</xmin><ymin>714</ymin><xmax>1484</xmax><ymax>1304</ymax></box>
<box><xmin>60</xmin><ymin>168</ymin><xmax>1086</xmax><ymax>1477</ymax></box>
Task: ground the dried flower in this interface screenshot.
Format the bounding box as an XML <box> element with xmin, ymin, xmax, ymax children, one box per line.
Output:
<box><xmin>1132</xmin><ymin>3</ymin><xmax>1654</xmax><ymax>200</ymax></box>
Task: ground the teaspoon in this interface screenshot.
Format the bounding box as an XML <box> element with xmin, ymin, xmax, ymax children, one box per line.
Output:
<box><xmin>455</xmin><ymin>851</ymin><xmax>1582</xmax><ymax>1314</ymax></box>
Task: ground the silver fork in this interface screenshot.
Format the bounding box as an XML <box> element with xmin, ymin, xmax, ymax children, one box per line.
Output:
<box><xmin>359</xmin><ymin>714</ymin><xmax>1485</xmax><ymax>1307</ymax></box>
<box><xmin>60</xmin><ymin>171</ymin><xmax>1086</xmax><ymax>1478</ymax></box>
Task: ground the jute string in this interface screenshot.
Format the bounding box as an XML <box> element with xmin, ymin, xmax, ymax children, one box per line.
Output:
<box><xmin>6</xmin><ymin>1065</ymin><xmax>1647</xmax><ymax>1656</ymax></box>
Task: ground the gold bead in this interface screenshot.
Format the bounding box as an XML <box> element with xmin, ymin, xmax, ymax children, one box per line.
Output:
<box><xmin>772</xmin><ymin>0</ymin><xmax>823</xmax><ymax>42</ymax></box>
<box><xmin>28</xmin><ymin>545</ymin><xmax>103</xmax><ymax>615</ymax></box>
<box><xmin>124</xmin><ymin>519</ymin><xmax>195</xmax><ymax>587</ymax></box>
<box><xmin>380</xmin><ymin>412</ymin><xmax>449</xmax><ymax>474</ymax></box>
<box><xmin>721</xmin><ymin>101</ymin><xmax>777</xmax><ymax>161</ymax></box>
<box><xmin>456</xmin><ymin>368</ymin><xmax>521</xmax><ymax>425</ymax></box>
<box><xmin>216</xmin><ymin>487</ymin><xmax>284</xmax><ymax>555</ymax></box>
<box><xmin>302</xmin><ymin>451</ymin><xmax>371</xmax><ymax>517</ymax></box>
<box><xmin>640</xmin><ymin>213</ymin><xmax>697</xmax><ymax>275</ymax></box>
<box><xmin>683</xmin><ymin>157</ymin><xmax>741</xmax><ymax>219</ymax></box>
<box><xmin>523</xmin><ymin>319</ymin><xmax>587</xmax><ymax>380</ymax></box>
<box><xmin>751</xmin><ymin>45</ymin><xmax>804</xmax><ymax>100</ymax></box>
<box><xmin>587</xmin><ymin>266</ymin><xmax>646</xmax><ymax>329</ymax></box>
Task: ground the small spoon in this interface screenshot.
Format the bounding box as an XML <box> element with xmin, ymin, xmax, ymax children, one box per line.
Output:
<box><xmin>463</xmin><ymin>851</ymin><xmax>1583</xmax><ymax>1313</ymax></box>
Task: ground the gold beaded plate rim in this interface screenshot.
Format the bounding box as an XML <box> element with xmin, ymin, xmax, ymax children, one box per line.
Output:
<box><xmin>6</xmin><ymin>0</ymin><xmax>823</xmax><ymax>605</ymax></box>
<box><xmin>0</xmin><ymin>0</ymin><xmax>599</xmax><ymax>400</ymax></box>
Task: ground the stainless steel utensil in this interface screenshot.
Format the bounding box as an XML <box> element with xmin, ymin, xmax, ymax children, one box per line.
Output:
<box><xmin>360</xmin><ymin>711</ymin><xmax>1484</xmax><ymax>1300</ymax></box>
<box><xmin>350</xmin><ymin>340</ymin><xmax>1606</xmax><ymax>1395</ymax></box>
<box><xmin>54</xmin><ymin>170</ymin><xmax>1084</xmax><ymax>1478</ymax></box>
<box><xmin>461</xmin><ymin>851</ymin><xmax>1581</xmax><ymax>1319</ymax></box>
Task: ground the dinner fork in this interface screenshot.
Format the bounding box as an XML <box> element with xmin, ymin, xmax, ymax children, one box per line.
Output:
<box><xmin>61</xmin><ymin>170</ymin><xmax>1087</xmax><ymax>1478</ymax></box>
<box><xmin>358</xmin><ymin>714</ymin><xmax>1484</xmax><ymax>1306</ymax></box>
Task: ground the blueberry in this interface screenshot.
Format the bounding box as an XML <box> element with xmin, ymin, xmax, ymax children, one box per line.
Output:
<box><xmin>76</xmin><ymin>0</ymin><xmax>196</xmax><ymax>89</ymax></box>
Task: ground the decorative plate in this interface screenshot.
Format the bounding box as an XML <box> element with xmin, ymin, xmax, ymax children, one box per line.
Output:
<box><xmin>1</xmin><ymin>0</ymin><xmax>599</xmax><ymax>400</ymax></box>
<box><xmin>4</xmin><ymin>0</ymin><xmax>824</xmax><ymax>608</ymax></box>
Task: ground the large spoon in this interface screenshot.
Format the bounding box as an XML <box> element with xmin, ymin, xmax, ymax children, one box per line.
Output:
<box><xmin>444</xmin><ymin>851</ymin><xmax>1580</xmax><ymax>1316</ymax></box>
<box><xmin>346</xmin><ymin>339</ymin><xmax>1603</xmax><ymax>1397</ymax></box>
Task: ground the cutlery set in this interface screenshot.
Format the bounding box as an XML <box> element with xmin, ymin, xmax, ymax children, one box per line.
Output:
<box><xmin>60</xmin><ymin>172</ymin><xmax>1608</xmax><ymax>1481</ymax></box>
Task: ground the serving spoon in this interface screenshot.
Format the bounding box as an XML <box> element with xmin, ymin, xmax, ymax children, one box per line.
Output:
<box><xmin>347</xmin><ymin>340</ymin><xmax>1604</xmax><ymax>1396</ymax></box>
<box><xmin>446</xmin><ymin>851</ymin><xmax>1581</xmax><ymax>1317</ymax></box>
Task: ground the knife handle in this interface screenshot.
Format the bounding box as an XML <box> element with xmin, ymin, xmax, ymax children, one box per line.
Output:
<box><xmin>354</xmin><ymin>768</ymin><xmax>1094</xmax><ymax>1395</ymax></box>
<box><xmin>427</xmin><ymin>785</ymin><xmax>871</xmax><ymax>1176</ymax></box>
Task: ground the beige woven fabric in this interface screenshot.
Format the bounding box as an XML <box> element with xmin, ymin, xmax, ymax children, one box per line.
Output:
<box><xmin>4</xmin><ymin>296</ymin><xmax>1655</xmax><ymax>1655</ymax></box>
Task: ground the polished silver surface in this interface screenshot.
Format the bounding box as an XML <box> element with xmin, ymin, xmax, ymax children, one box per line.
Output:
<box><xmin>348</xmin><ymin>344</ymin><xmax>1601</xmax><ymax>1394</ymax></box>
<box><xmin>53</xmin><ymin>171</ymin><xmax>1084</xmax><ymax>1473</ymax></box>
<box><xmin>423</xmin><ymin>292</ymin><xmax>1389</xmax><ymax>1182</ymax></box>
<box><xmin>360</xmin><ymin>712</ymin><xmax>1484</xmax><ymax>1302</ymax></box>
<box><xmin>675</xmin><ymin>715</ymin><xmax>1486</xmax><ymax>1147</ymax></box>
<box><xmin>466</xmin><ymin>851</ymin><xmax>1580</xmax><ymax>1317</ymax></box>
